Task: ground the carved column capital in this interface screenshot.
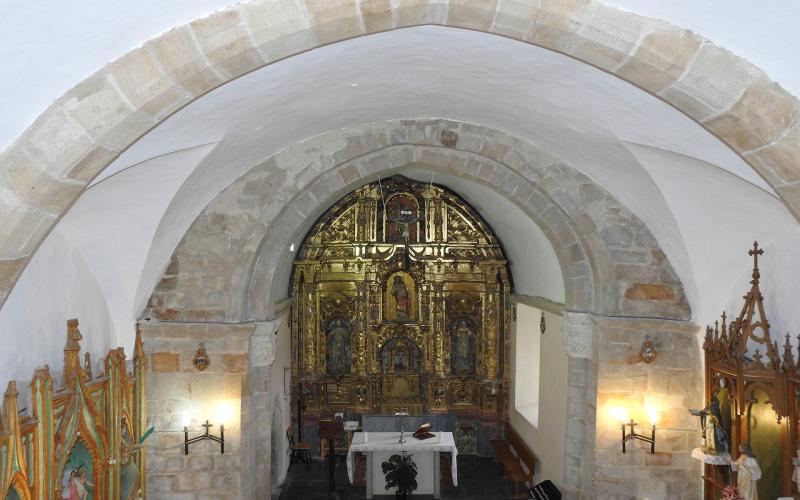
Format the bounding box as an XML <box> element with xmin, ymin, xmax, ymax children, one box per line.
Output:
<box><xmin>563</xmin><ymin>312</ymin><xmax>595</xmax><ymax>359</ymax></box>
<box><xmin>250</xmin><ymin>319</ymin><xmax>280</xmax><ymax>368</ymax></box>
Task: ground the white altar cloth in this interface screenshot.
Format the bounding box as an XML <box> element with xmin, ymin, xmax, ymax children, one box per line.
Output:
<box><xmin>346</xmin><ymin>432</ymin><xmax>458</xmax><ymax>498</ymax></box>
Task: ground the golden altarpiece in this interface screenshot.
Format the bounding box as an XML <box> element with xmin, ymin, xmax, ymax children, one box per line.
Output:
<box><xmin>0</xmin><ymin>320</ymin><xmax>147</xmax><ymax>500</ymax></box>
<box><xmin>290</xmin><ymin>176</ymin><xmax>511</xmax><ymax>454</ymax></box>
<box><xmin>700</xmin><ymin>243</ymin><xmax>800</xmax><ymax>500</ymax></box>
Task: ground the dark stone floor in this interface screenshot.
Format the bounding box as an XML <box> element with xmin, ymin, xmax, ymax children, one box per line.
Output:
<box><xmin>275</xmin><ymin>454</ymin><xmax>522</xmax><ymax>500</ymax></box>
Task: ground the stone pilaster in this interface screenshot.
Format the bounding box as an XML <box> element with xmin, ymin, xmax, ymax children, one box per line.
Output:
<box><xmin>561</xmin><ymin>312</ymin><xmax>598</xmax><ymax>500</ymax></box>
<box><xmin>143</xmin><ymin>321</ymin><xmax>252</xmax><ymax>499</ymax></box>
<box><xmin>241</xmin><ymin>319</ymin><xmax>279</xmax><ymax>499</ymax></box>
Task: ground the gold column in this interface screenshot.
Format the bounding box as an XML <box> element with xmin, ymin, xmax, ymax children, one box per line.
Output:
<box><xmin>483</xmin><ymin>283</ymin><xmax>499</xmax><ymax>379</ymax></box>
<box><xmin>354</xmin><ymin>282</ymin><xmax>368</xmax><ymax>376</ymax></box>
<box><xmin>302</xmin><ymin>284</ymin><xmax>318</xmax><ymax>377</ymax></box>
<box><xmin>432</xmin><ymin>283</ymin><xmax>446</xmax><ymax>376</ymax></box>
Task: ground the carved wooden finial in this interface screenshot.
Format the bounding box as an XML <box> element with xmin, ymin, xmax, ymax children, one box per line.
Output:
<box><xmin>2</xmin><ymin>381</ymin><xmax>18</xmax><ymax>432</ymax></box>
<box><xmin>84</xmin><ymin>352</ymin><xmax>93</xmax><ymax>381</ymax></box>
<box><xmin>65</xmin><ymin>318</ymin><xmax>82</xmax><ymax>351</ymax></box>
<box><xmin>63</xmin><ymin>319</ymin><xmax>84</xmax><ymax>388</ymax></box>
<box><xmin>748</xmin><ymin>241</ymin><xmax>763</xmax><ymax>282</ymax></box>
<box><xmin>784</xmin><ymin>333</ymin><xmax>795</xmax><ymax>370</ymax></box>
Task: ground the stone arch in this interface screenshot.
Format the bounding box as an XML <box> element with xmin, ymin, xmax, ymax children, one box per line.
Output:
<box><xmin>143</xmin><ymin>119</ymin><xmax>689</xmax><ymax>324</ymax></box>
<box><xmin>144</xmin><ymin>119</ymin><xmax>701</xmax><ymax>497</ymax></box>
<box><xmin>1</xmin><ymin>0</ymin><xmax>799</xmax><ymax>311</ymax></box>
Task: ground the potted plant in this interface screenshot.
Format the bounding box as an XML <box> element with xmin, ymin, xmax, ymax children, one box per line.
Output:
<box><xmin>381</xmin><ymin>452</ymin><xmax>418</xmax><ymax>499</ymax></box>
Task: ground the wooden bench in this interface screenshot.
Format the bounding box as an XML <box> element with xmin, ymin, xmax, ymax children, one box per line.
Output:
<box><xmin>492</xmin><ymin>422</ymin><xmax>537</xmax><ymax>499</ymax></box>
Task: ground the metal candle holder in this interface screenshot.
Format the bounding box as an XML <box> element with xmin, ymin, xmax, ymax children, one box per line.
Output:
<box><xmin>395</xmin><ymin>411</ymin><xmax>409</xmax><ymax>444</ymax></box>
<box><xmin>184</xmin><ymin>420</ymin><xmax>224</xmax><ymax>455</ymax></box>
<box><xmin>621</xmin><ymin>419</ymin><xmax>655</xmax><ymax>454</ymax></box>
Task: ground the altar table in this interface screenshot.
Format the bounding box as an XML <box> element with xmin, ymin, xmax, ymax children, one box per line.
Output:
<box><xmin>346</xmin><ymin>432</ymin><xmax>458</xmax><ymax>498</ymax></box>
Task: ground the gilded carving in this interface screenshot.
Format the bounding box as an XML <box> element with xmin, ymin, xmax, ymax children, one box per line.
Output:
<box><xmin>320</xmin><ymin>209</ymin><xmax>354</xmax><ymax>242</ymax></box>
<box><xmin>447</xmin><ymin>208</ymin><xmax>480</xmax><ymax>242</ymax></box>
<box><xmin>484</xmin><ymin>289</ymin><xmax>499</xmax><ymax>379</ymax></box>
<box><xmin>290</xmin><ymin>175</ymin><xmax>510</xmax><ymax>417</ymax></box>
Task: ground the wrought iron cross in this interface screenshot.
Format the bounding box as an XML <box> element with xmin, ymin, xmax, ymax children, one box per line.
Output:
<box><xmin>201</xmin><ymin>420</ymin><xmax>213</xmax><ymax>435</ymax></box>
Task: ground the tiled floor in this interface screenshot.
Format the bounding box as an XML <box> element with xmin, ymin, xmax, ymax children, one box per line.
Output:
<box><xmin>275</xmin><ymin>454</ymin><xmax>522</xmax><ymax>499</ymax></box>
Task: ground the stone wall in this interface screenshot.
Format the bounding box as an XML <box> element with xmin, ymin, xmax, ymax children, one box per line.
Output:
<box><xmin>591</xmin><ymin>316</ymin><xmax>703</xmax><ymax>499</ymax></box>
<box><xmin>142</xmin><ymin>321</ymin><xmax>253</xmax><ymax>500</ymax></box>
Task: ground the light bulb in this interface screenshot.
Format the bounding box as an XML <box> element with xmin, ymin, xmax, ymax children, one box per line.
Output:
<box><xmin>647</xmin><ymin>406</ymin><xmax>659</xmax><ymax>426</ymax></box>
<box><xmin>181</xmin><ymin>411</ymin><xmax>191</xmax><ymax>428</ymax></box>
<box><xmin>215</xmin><ymin>401</ymin><xmax>234</xmax><ymax>427</ymax></box>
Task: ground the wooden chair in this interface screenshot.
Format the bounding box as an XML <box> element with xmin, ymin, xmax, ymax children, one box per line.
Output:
<box><xmin>287</xmin><ymin>426</ymin><xmax>312</xmax><ymax>471</ymax></box>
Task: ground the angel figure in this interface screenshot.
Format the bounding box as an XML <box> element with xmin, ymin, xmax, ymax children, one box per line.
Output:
<box><xmin>732</xmin><ymin>443</ymin><xmax>761</xmax><ymax>500</ymax></box>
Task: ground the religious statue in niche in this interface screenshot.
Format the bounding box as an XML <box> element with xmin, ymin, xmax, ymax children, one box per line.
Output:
<box><xmin>385</xmin><ymin>272</ymin><xmax>416</xmax><ymax>323</ymax></box>
<box><xmin>381</xmin><ymin>338</ymin><xmax>421</xmax><ymax>373</ymax></box>
<box><xmin>325</xmin><ymin>317</ymin><xmax>352</xmax><ymax>377</ymax></box>
<box><xmin>385</xmin><ymin>194</ymin><xmax>420</xmax><ymax>244</ymax></box>
<box><xmin>451</xmin><ymin>317</ymin><xmax>476</xmax><ymax>377</ymax></box>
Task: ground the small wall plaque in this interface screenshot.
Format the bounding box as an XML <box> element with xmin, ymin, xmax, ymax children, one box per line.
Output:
<box><xmin>193</xmin><ymin>343</ymin><xmax>210</xmax><ymax>371</ymax></box>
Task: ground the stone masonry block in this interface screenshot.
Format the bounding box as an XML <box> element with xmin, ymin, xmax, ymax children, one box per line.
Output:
<box><xmin>662</xmin><ymin>43</ymin><xmax>760</xmax><ymax>121</ymax></box>
<box><xmin>302</xmin><ymin>0</ymin><xmax>363</xmax><ymax>45</ymax></box>
<box><xmin>616</xmin><ymin>25</ymin><xmax>702</xmax><ymax>95</ymax></box>
<box><xmin>491</xmin><ymin>0</ymin><xmax>539</xmax><ymax>39</ymax></box>
<box><xmin>447</xmin><ymin>0</ymin><xmax>499</xmax><ymax>31</ymax></box>
<box><xmin>108</xmin><ymin>47</ymin><xmax>188</xmax><ymax>121</ymax></box>
<box><xmin>746</xmin><ymin>119</ymin><xmax>800</xmax><ymax>185</ymax></box>
<box><xmin>705</xmin><ymin>76</ymin><xmax>800</xmax><ymax>152</ymax></box>
<box><xmin>359</xmin><ymin>0</ymin><xmax>393</xmax><ymax>32</ymax></box>
<box><xmin>146</xmin><ymin>26</ymin><xmax>225</xmax><ymax>97</ymax></box>
<box><xmin>151</xmin><ymin>352</ymin><xmax>181</xmax><ymax>372</ymax></box>
<box><xmin>190</xmin><ymin>9</ymin><xmax>265</xmax><ymax>79</ymax></box>
<box><xmin>394</xmin><ymin>0</ymin><xmax>448</xmax><ymax>27</ymax></box>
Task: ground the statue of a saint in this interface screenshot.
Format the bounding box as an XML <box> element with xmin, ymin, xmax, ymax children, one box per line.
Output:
<box><xmin>452</xmin><ymin>319</ymin><xmax>474</xmax><ymax>376</ymax></box>
<box><xmin>326</xmin><ymin>318</ymin><xmax>350</xmax><ymax>376</ymax></box>
<box><xmin>732</xmin><ymin>443</ymin><xmax>761</xmax><ymax>500</ymax></box>
<box><xmin>392</xmin><ymin>276</ymin><xmax>410</xmax><ymax>322</ymax></box>
<box><xmin>692</xmin><ymin>397</ymin><xmax>729</xmax><ymax>455</ymax></box>
<box><xmin>792</xmin><ymin>448</ymin><xmax>800</xmax><ymax>493</ymax></box>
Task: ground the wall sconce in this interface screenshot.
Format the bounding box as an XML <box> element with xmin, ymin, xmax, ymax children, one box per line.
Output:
<box><xmin>182</xmin><ymin>403</ymin><xmax>232</xmax><ymax>455</ymax></box>
<box><xmin>540</xmin><ymin>312</ymin><xmax>546</xmax><ymax>334</ymax></box>
<box><xmin>610</xmin><ymin>406</ymin><xmax>658</xmax><ymax>454</ymax></box>
<box><xmin>183</xmin><ymin>419</ymin><xmax>224</xmax><ymax>455</ymax></box>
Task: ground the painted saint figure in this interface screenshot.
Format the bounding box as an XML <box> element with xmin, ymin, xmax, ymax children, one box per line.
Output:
<box><xmin>62</xmin><ymin>467</ymin><xmax>93</xmax><ymax>500</ymax></box>
<box><xmin>392</xmin><ymin>276</ymin><xmax>410</xmax><ymax>322</ymax></box>
<box><xmin>732</xmin><ymin>443</ymin><xmax>761</xmax><ymax>500</ymax></box>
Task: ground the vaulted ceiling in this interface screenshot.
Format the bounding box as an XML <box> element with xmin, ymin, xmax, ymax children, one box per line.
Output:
<box><xmin>1</xmin><ymin>2</ymin><xmax>799</xmax><ymax>384</ymax></box>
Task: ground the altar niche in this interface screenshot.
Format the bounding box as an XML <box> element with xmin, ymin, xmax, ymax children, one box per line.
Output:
<box><xmin>290</xmin><ymin>175</ymin><xmax>512</xmax><ymax>455</ymax></box>
<box><xmin>698</xmin><ymin>244</ymin><xmax>800</xmax><ymax>499</ymax></box>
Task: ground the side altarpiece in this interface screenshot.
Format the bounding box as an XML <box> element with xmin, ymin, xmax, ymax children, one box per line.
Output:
<box><xmin>291</xmin><ymin>176</ymin><xmax>512</xmax><ymax>454</ymax></box>
<box><xmin>0</xmin><ymin>320</ymin><xmax>148</xmax><ymax>500</ymax></box>
<box><xmin>700</xmin><ymin>243</ymin><xmax>800</xmax><ymax>500</ymax></box>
